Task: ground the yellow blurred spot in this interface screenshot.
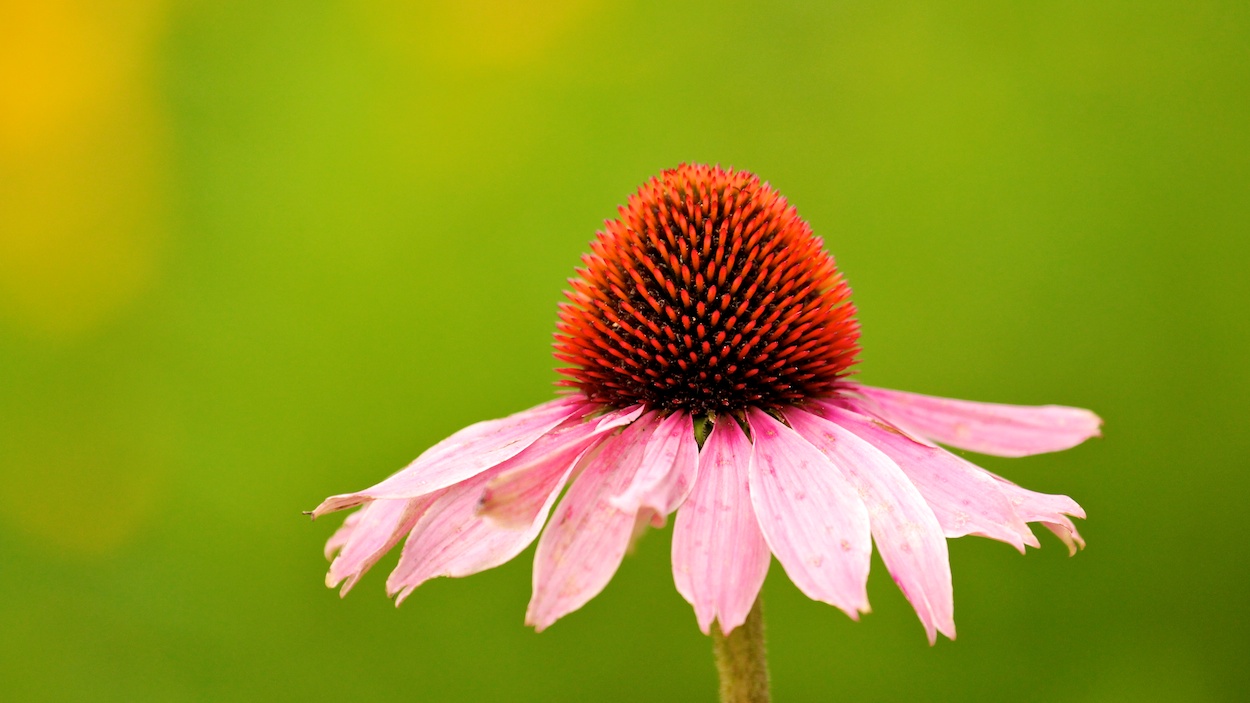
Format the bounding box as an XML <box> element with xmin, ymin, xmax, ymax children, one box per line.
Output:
<box><xmin>0</xmin><ymin>1</ymin><xmax>168</xmax><ymax>339</ymax></box>
<box><xmin>364</xmin><ymin>0</ymin><xmax>602</xmax><ymax>69</ymax></box>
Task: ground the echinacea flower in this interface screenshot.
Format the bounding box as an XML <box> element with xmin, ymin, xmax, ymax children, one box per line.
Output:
<box><xmin>313</xmin><ymin>163</ymin><xmax>1099</xmax><ymax>644</ymax></box>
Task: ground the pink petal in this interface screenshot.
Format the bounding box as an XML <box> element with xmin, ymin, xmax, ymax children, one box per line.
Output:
<box><xmin>785</xmin><ymin>407</ymin><xmax>955</xmax><ymax>643</ymax></box>
<box><xmin>627</xmin><ymin>507</ymin><xmax>667</xmax><ymax>554</ymax></box>
<box><xmin>672</xmin><ymin>417</ymin><xmax>770</xmax><ymax>635</ymax></box>
<box><xmin>823</xmin><ymin>393</ymin><xmax>939</xmax><ymax>448</ymax></box>
<box><xmin>311</xmin><ymin>396</ymin><xmax>588</xmax><ymax>517</ymax></box>
<box><xmin>1043</xmin><ymin>520</ymin><xmax>1086</xmax><ymax>555</ymax></box>
<box><xmin>610</xmin><ymin>411</ymin><xmax>699</xmax><ymax>515</ymax></box>
<box><xmin>526</xmin><ymin>413</ymin><xmax>662</xmax><ymax>631</ymax></box>
<box><xmin>593</xmin><ymin>406</ymin><xmax>647</xmax><ymax>431</ymax></box>
<box><xmin>477</xmin><ymin>405</ymin><xmax>644</xmax><ymax>528</ymax></box>
<box><xmin>991</xmin><ymin>478</ymin><xmax>1087</xmax><ymax>555</ymax></box>
<box><xmin>325</xmin><ymin>497</ymin><xmax>430</xmax><ymax>596</ymax></box>
<box><xmin>324</xmin><ymin>510</ymin><xmax>361</xmax><ymax>560</ymax></box>
<box><xmin>746</xmin><ymin>408</ymin><xmax>872</xmax><ymax>621</ymax></box>
<box><xmin>386</xmin><ymin>408</ymin><xmax>646</xmax><ymax>602</ymax></box>
<box><xmin>852</xmin><ymin>385</ymin><xmax>1102</xmax><ymax>457</ymax></box>
<box><xmin>818</xmin><ymin>400</ymin><xmax>1038</xmax><ymax>552</ymax></box>
<box><xmin>385</xmin><ymin>464</ymin><xmax>562</xmax><ymax>604</ymax></box>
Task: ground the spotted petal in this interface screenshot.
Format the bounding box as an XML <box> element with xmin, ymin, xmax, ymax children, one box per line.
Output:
<box><xmin>787</xmin><ymin>406</ymin><xmax>954</xmax><ymax>643</ymax></box>
<box><xmin>747</xmin><ymin>408</ymin><xmax>872</xmax><ymax>620</ymax></box>
<box><xmin>672</xmin><ymin>417</ymin><xmax>770</xmax><ymax>635</ymax></box>
<box><xmin>527</xmin><ymin>413</ymin><xmax>661</xmax><ymax>630</ymax></box>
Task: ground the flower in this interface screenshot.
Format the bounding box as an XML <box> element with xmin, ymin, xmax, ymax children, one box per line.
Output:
<box><xmin>313</xmin><ymin>163</ymin><xmax>1100</xmax><ymax>643</ymax></box>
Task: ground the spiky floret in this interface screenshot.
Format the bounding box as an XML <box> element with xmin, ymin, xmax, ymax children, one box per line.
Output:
<box><xmin>554</xmin><ymin>164</ymin><xmax>860</xmax><ymax>416</ymax></box>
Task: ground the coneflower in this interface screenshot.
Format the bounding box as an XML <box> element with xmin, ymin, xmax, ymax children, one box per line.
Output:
<box><xmin>312</xmin><ymin>163</ymin><xmax>1099</xmax><ymax>701</ymax></box>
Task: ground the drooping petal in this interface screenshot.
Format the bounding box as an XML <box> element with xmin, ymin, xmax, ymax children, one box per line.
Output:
<box><xmin>384</xmin><ymin>406</ymin><xmax>644</xmax><ymax>603</ymax></box>
<box><xmin>610</xmin><ymin>411</ymin><xmax>699</xmax><ymax>515</ymax></box>
<box><xmin>526</xmin><ymin>413</ymin><xmax>662</xmax><ymax>631</ymax></box>
<box><xmin>990</xmin><ymin>478</ymin><xmax>1087</xmax><ymax>555</ymax></box>
<box><xmin>386</xmin><ymin>466</ymin><xmax>560</xmax><ymax>604</ymax></box>
<box><xmin>472</xmin><ymin>427</ymin><xmax>604</xmax><ymax>528</ymax></box>
<box><xmin>672</xmin><ymin>417</ymin><xmax>770</xmax><ymax>635</ymax></box>
<box><xmin>477</xmin><ymin>405</ymin><xmax>644</xmax><ymax>527</ymax></box>
<box><xmin>785</xmin><ymin>407</ymin><xmax>955</xmax><ymax>643</ymax></box>
<box><xmin>852</xmin><ymin>385</ymin><xmax>1102</xmax><ymax>457</ymax></box>
<box><xmin>819</xmin><ymin>400</ymin><xmax>1038</xmax><ymax>552</ymax></box>
<box><xmin>325</xmin><ymin>497</ymin><xmax>431</xmax><ymax>596</ymax></box>
<box><xmin>746</xmin><ymin>408</ymin><xmax>872</xmax><ymax>620</ymax></box>
<box><xmin>312</xmin><ymin>396</ymin><xmax>589</xmax><ymax>517</ymax></box>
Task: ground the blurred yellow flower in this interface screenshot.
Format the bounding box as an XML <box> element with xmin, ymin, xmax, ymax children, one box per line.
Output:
<box><xmin>0</xmin><ymin>1</ymin><xmax>169</xmax><ymax>339</ymax></box>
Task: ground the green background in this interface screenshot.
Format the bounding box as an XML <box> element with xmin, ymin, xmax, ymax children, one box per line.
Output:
<box><xmin>2</xmin><ymin>1</ymin><xmax>1246</xmax><ymax>701</ymax></box>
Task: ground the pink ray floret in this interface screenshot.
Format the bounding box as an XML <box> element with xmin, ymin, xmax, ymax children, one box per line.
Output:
<box><xmin>316</xmin><ymin>385</ymin><xmax>1096</xmax><ymax>641</ymax></box>
<box><xmin>672</xmin><ymin>417</ymin><xmax>771</xmax><ymax>635</ymax></box>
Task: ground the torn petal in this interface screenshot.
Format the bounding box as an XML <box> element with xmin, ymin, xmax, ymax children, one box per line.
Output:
<box><xmin>991</xmin><ymin>477</ymin><xmax>1087</xmax><ymax>555</ymax></box>
<box><xmin>326</xmin><ymin>497</ymin><xmax>430</xmax><ymax>596</ymax></box>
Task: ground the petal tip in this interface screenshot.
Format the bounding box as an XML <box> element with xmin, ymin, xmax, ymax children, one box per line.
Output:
<box><xmin>926</xmin><ymin>622</ymin><xmax>957</xmax><ymax>646</ymax></box>
<box><xmin>393</xmin><ymin>586</ymin><xmax>416</xmax><ymax>606</ymax></box>
<box><xmin>337</xmin><ymin>575</ymin><xmax>360</xmax><ymax>598</ymax></box>
<box><xmin>311</xmin><ymin>494</ymin><xmax>369</xmax><ymax>519</ymax></box>
<box><xmin>525</xmin><ymin>611</ymin><xmax>553</xmax><ymax>633</ymax></box>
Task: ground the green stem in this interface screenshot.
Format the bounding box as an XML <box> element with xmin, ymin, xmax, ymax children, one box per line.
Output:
<box><xmin>711</xmin><ymin>598</ymin><xmax>771</xmax><ymax>703</ymax></box>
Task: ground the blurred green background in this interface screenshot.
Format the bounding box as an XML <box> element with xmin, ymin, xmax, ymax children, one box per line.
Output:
<box><xmin>2</xmin><ymin>1</ymin><xmax>1246</xmax><ymax>701</ymax></box>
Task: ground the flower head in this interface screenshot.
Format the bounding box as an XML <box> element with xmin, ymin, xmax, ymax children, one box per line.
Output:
<box><xmin>313</xmin><ymin>164</ymin><xmax>1100</xmax><ymax>643</ymax></box>
<box><xmin>555</xmin><ymin>165</ymin><xmax>858</xmax><ymax>414</ymax></box>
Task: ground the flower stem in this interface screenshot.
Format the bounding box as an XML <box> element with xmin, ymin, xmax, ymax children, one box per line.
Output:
<box><xmin>712</xmin><ymin>598</ymin><xmax>771</xmax><ymax>703</ymax></box>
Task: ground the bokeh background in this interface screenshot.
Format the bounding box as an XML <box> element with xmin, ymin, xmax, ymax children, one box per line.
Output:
<box><xmin>2</xmin><ymin>1</ymin><xmax>1247</xmax><ymax>701</ymax></box>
